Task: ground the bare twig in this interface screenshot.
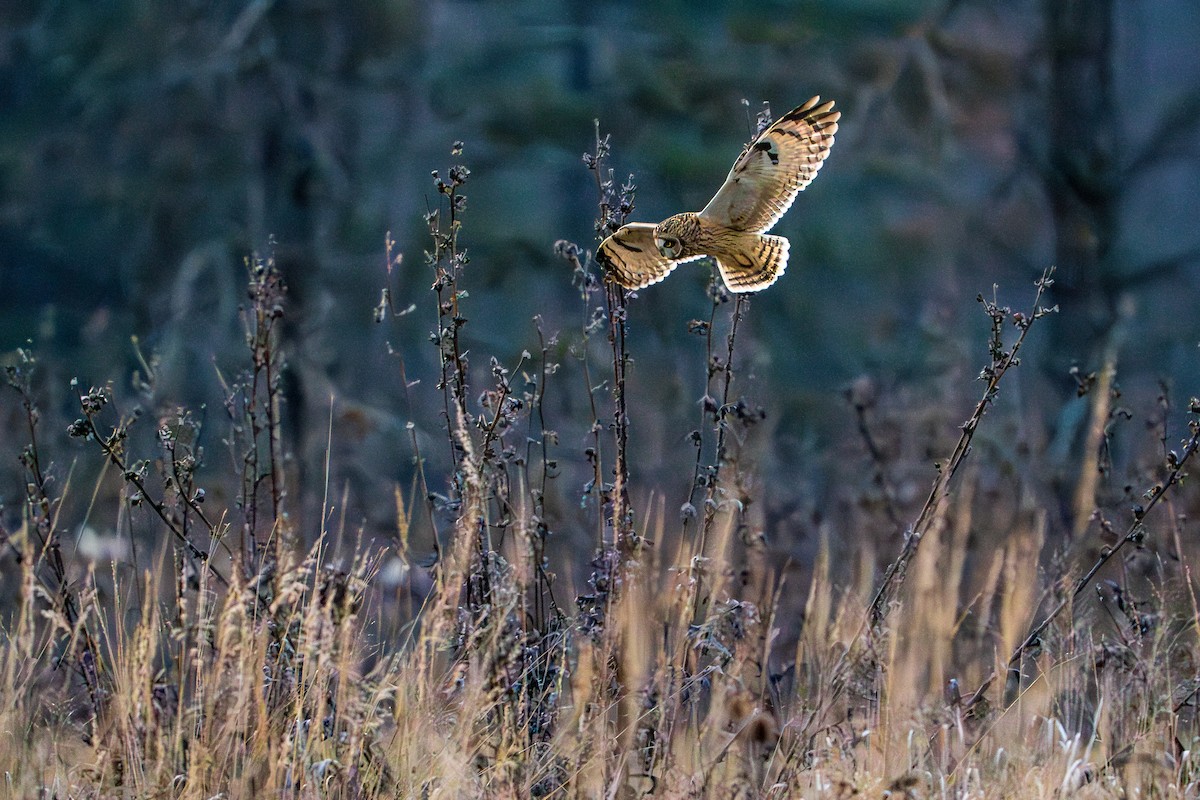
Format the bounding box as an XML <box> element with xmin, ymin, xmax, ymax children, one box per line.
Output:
<box><xmin>867</xmin><ymin>267</ymin><xmax>1057</xmax><ymax>628</ymax></box>
<box><xmin>1005</xmin><ymin>400</ymin><xmax>1200</xmax><ymax>691</ymax></box>
<box><xmin>4</xmin><ymin>352</ymin><xmax>103</xmax><ymax>726</ymax></box>
<box><xmin>584</xmin><ymin>120</ymin><xmax>638</xmax><ymax>553</ymax></box>
<box><xmin>69</xmin><ymin>388</ymin><xmax>229</xmax><ymax>588</ymax></box>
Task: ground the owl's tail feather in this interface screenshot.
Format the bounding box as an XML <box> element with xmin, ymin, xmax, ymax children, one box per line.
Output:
<box><xmin>714</xmin><ymin>234</ymin><xmax>789</xmax><ymax>293</ymax></box>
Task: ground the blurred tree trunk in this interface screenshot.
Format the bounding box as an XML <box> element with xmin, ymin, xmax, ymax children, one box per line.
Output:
<box><xmin>1043</xmin><ymin>0</ymin><xmax>1119</xmax><ymax>367</ymax></box>
<box><xmin>1041</xmin><ymin>0</ymin><xmax>1133</xmax><ymax>538</ymax></box>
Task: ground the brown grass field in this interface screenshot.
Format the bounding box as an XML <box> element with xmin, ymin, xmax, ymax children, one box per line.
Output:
<box><xmin>3</xmin><ymin>141</ymin><xmax>1200</xmax><ymax>799</ymax></box>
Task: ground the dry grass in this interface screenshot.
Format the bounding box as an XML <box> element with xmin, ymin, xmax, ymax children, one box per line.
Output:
<box><xmin>3</xmin><ymin>139</ymin><xmax>1200</xmax><ymax>800</ymax></box>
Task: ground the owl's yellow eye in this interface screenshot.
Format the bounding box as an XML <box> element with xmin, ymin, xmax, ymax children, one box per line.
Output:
<box><xmin>656</xmin><ymin>237</ymin><xmax>681</xmax><ymax>258</ymax></box>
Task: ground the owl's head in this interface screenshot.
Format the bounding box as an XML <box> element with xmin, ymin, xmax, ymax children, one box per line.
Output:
<box><xmin>654</xmin><ymin>213</ymin><xmax>699</xmax><ymax>259</ymax></box>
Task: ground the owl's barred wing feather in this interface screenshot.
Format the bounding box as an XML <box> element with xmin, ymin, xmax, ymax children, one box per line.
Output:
<box><xmin>699</xmin><ymin>96</ymin><xmax>840</xmax><ymax>234</ymax></box>
<box><xmin>597</xmin><ymin>223</ymin><xmax>703</xmax><ymax>290</ymax></box>
<box><xmin>714</xmin><ymin>234</ymin><xmax>789</xmax><ymax>293</ymax></box>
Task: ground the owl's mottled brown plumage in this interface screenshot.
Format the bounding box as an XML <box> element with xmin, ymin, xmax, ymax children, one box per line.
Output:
<box><xmin>597</xmin><ymin>96</ymin><xmax>839</xmax><ymax>293</ymax></box>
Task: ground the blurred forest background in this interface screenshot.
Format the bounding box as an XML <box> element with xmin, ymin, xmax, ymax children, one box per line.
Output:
<box><xmin>3</xmin><ymin>0</ymin><xmax>1200</xmax><ymax>585</ymax></box>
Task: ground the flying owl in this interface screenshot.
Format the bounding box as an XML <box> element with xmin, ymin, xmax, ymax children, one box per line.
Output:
<box><xmin>597</xmin><ymin>96</ymin><xmax>839</xmax><ymax>293</ymax></box>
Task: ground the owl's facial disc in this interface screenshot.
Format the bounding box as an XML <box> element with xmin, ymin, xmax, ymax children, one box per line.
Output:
<box><xmin>655</xmin><ymin>236</ymin><xmax>682</xmax><ymax>259</ymax></box>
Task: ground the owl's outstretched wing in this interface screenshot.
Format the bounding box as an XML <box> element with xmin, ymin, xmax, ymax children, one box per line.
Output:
<box><xmin>597</xmin><ymin>222</ymin><xmax>703</xmax><ymax>290</ymax></box>
<box><xmin>699</xmin><ymin>96</ymin><xmax>839</xmax><ymax>234</ymax></box>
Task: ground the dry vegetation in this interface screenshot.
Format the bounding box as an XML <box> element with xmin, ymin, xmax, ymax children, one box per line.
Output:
<box><xmin>4</xmin><ymin>134</ymin><xmax>1200</xmax><ymax>800</ymax></box>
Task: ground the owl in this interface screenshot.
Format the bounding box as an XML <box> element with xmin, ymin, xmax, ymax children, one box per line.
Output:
<box><xmin>597</xmin><ymin>96</ymin><xmax>839</xmax><ymax>293</ymax></box>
